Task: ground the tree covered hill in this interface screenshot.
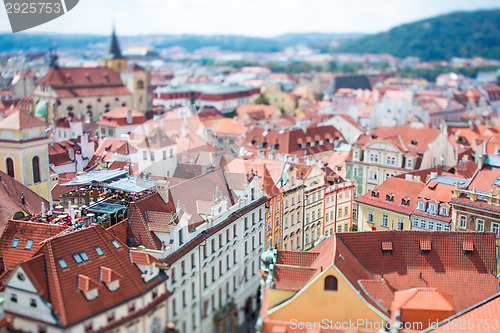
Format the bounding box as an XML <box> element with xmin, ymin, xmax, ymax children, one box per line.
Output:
<box><xmin>336</xmin><ymin>9</ymin><xmax>500</xmax><ymax>61</ymax></box>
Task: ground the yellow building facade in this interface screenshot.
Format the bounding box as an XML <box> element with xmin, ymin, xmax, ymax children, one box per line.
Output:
<box><xmin>267</xmin><ymin>265</ymin><xmax>387</xmax><ymax>327</ymax></box>
<box><xmin>0</xmin><ymin>111</ymin><xmax>51</xmax><ymax>199</ymax></box>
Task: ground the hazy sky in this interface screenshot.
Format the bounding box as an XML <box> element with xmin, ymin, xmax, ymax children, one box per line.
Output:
<box><xmin>0</xmin><ymin>0</ymin><xmax>499</xmax><ymax>36</ymax></box>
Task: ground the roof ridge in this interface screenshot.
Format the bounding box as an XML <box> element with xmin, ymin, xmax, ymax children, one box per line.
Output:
<box><xmin>46</xmin><ymin>240</ymin><xmax>66</xmax><ymax>325</ymax></box>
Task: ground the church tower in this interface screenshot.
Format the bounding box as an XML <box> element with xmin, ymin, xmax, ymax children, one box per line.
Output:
<box><xmin>102</xmin><ymin>26</ymin><xmax>128</xmax><ymax>73</ymax></box>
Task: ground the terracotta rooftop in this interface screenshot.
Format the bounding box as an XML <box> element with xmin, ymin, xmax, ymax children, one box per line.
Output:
<box><xmin>426</xmin><ymin>293</ymin><xmax>500</xmax><ymax>332</ymax></box>
<box><xmin>276</xmin><ymin>250</ymin><xmax>319</xmax><ymax>267</ymax></box>
<box><xmin>0</xmin><ymin>110</ymin><xmax>46</xmax><ymax>130</ymax></box>
<box><xmin>126</xmin><ymin>193</ymin><xmax>175</xmax><ymax>250</ymax></box>
<box><xmin>14</xmin><ymin>225</ymin><xmax>166</xmax><ymax>327</ymax></box>
<box><xmin>356</xmin><ymin>177</ymin><xmax>425</xmax><ymax>215</ymax></box>
<box><xmin>0</xmin><ymin>171</ymin><xmax>49</xmax><ymax>234</ymax></box>
<box><xmin>337</xmin><ymin>231</ymin><xmax>498</xmax><ymax>314</ymax></box>
<box><xmin>354</xmin><ymin>126</ymin><xmax>440</xmax><ymax>155</ymax></box>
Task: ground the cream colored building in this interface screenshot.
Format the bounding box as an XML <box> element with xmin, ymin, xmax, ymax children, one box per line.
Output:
<box><xmin>0</xmin><ymin>111</ymin><xmax>50</xmax><ymax>199</ymax></box>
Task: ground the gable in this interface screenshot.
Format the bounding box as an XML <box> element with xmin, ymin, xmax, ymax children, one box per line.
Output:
<box><xmin>365</xmin><ymin>141</ymin><xmax>401</xmax><ymax>153</ymax></box>
<box><xmin>5</xmin><ymin>266</ymin><xmax>38</xmax><ymax>294</ymax></box>
<box><xmin>267</xmin><ymin>265</ymin><xmax>388</xmax><ymax>327</ymax></box>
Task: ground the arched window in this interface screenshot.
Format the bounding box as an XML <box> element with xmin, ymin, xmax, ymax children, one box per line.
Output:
<box><xmin>32</xmin><ymin>156</ymin><xmax>41</xmax><ymax>183</ymax></box>
<box><xmin>6</xmin><ymin>158</ymin><xmax>14</xmax><ymax>178</ymax></box>
<box><xmin>324</xmin><ymin>275</ymin><xmax>338</xmax><ymax>291</ymax></box>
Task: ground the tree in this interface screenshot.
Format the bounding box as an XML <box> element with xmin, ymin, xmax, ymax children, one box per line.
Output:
<box><xmin>255</xmin><ymin>94</ymin><xmax>270</xmax><ymax>105</ymax></box>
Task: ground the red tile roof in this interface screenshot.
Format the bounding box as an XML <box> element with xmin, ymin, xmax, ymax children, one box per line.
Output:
<box><xmin>273</xmin><ymin>265</ymin><xmax>317</xmax><ymax>291</ymax></box>
<box><xmin>353</xmin><ymin>126</ymin><xmax>440</xmax><ymax>155</ymax></box>
<box><xmin>0</xmin><ymin>220</ymin><xmax>68</xmax><ymax>270</ymax></box>
<box><xmin>0</xmin><ymin>171</ymin><xmax>50</xmax><ymax>234</ymax></box>
<box><xmin>427</xmin><ymin>293</ymin><xmax>500</xmax><ymax>332</ymax></box>
<box><xmin>276</xmin><ymin>251</ymin><xmax>319</xmax><ymax>267</ymax></box>
<box><xmin>96</xmin><ymin>107</ymin><xmax>145</xmax><ymax>127</ymax></box>
<box><xmin>337</xmin><ymin>231</ymin><xmax>498</xmax><ymax>314</ymax></box>
<box><xmin>129</xmin><ymin>249</ymin><xmax>158</xmax><ymax>265</ymax></box>
<box><xmin>0</xmin><ymin>110</ymin><xmax>46</xmax><ymax>130</ymax></box>
<box><xmin>243</xmin><ymin>125</ymin><xmax>344</xmax><ymax>158</ymax></box>
<box><xmin>169</xmin><ymin>168</ymin><xmax>236</xmax><ymax>225</ymax></box>
<box><xmin>126</xmin><ymin>193</ymin><xmax>175</xmax><ymax>250</ymax></box>
<box><xmin>14</xmin><ymin>225</ymin><xmax>165</xmax><ymax>327</ymax></box>
<box><xmin>39</xmin><ymin>67</ymin><xmax>124</xmax><ymax>87</ymax></box>
<box><xmin>355</xmin><ymin>177</ymin><xmax>425</xmax><ymax>215</ymax></box>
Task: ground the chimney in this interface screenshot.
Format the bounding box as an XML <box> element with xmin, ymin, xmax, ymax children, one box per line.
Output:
<box><xmin>156</xmin><ymin>180</ymin><xmax>170</xmax><ymax>204</ymax></box>
<box><xmin>126</xmin><ymin>109</ymin><xmax>133</xmax><ymax>124</ymax></box>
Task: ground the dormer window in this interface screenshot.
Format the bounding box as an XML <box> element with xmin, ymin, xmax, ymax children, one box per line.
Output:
<box><xmin>410</xmin><ymin>139</ymin><xmax>418</xmax><ymax>146</ymax></box>
<box><xmin>439</xmin><ymin>206</ymin><xmax>449</xmax><ymax>216</ymax></box>
<box><xmin>381</xmin><ymin>241</ymin><xmax>393</xmax><ymax>256</ymax></box>
<box><xmin>401</xmin><ymin>197</ymin><xmax>409</xmax><ymax>205</ymax></box>
<box><xmin>463</xmin><ymin>241</ymin><xmax>473</xmax><ymax>257</ymax></box>
<box><xmin>371</xmin><ymin>190</ymin><xmax>379</xmax><ymax>198</ymax></box>
<box><xmin>427</xmin><ymin>203</ymin><xmax>438</xmax><ymax>215</ymax></box>
<box><xmin>420</xmin><ymin>240</ymin><xmax>431</xmax><ymax>256</ymax></box>
<box><xmin>385</xmin><ymin>193</ymin><xmax>394</xmax><ymax>202</ymax></box>
<box><xmin>78</xmin><ymin>274</ymin><xmax>99</xmax><ymax>301</ymax></box>
<box><xmin>354</xmin><ymin>151</ymin><xmax>359</xmax><ymax>160</ymax></box>
<box><xmin>407</xmin><ymin>158</ymin><xmax>413</xmax><ymax>168</ymax></box>
<box><xmin>417</xmin><ymin>201</ymin><xmax>426</xmax><ymax>211</ymax></box>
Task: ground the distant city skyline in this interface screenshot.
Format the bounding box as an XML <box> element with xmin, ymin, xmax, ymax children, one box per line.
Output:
<box><xmin>0</xmin><ymin>0</ymin><xmax>499</xmax><ymax>37</ymax></box>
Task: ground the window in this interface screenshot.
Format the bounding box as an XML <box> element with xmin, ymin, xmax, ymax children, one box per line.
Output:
<box><xmin>276</xmin><ymin>217</ymin><xmax>279</xmax><ymax>227</ymax></box>
<box><xmin>11</xmin><ymin>238</ymin><xmax>19</xmax><ymax>248</ymax></box>
<box><xmin>143</xmin><ymin>151</ymin><xmax>147</xmax><ymax>160</ymax></box>
<box><xmin>439</xmin><ymin>206</ymin><xmax>449</xmax><ymax>216</ymax></box>
<box><xmin>58</xmin><ymin>259</ymin><xmax>68</xmax><ymax>269</ymax></box>
<box><xmin>418</xmin><ymin>201</ymin><xmax>426</xmax><ymax>211</ymax></box>
<box><xmin>344</xmin><ymin>206</ymin><xmax>349</xmax><ymax>216</ymax></box>
<box><xmin>381</xmin><ymin>214</ymin><xmax>388</xmax><ymax>227</ymax></box>
<box><xmin>73</xmin><ymin>252</ymin><xmax>89</xmax><ymax>264</ymax></box>
<box><xmin>428</xmin><ymin>221</ymin><xmax>434</xmax><ymax>230</ymax></box>
<box><xmin>367</xmin><ymin>210</ymin><xmax>374</xmax><ymax>223</ymax></box>
<box><xmin>354</xmin><ymin>151</ymin><xmax>359</xmax><ymax>160</ymax></box>
<box><xmin>191</xmin><ymin>253</ymin><xmax>196</xmax><ymax>268</ymax></box>
<box><xmin>459</xmin><ymin>215</ymin><xmax>467</xmax><ymax>229</ymax></box>
<box><xmin>477</xmin><ymin>220</ymin><xmax>484</xmax><ymax>232</ymax></box>
<box><xmin>337</xmin><ymin>209</ymin><xmax>342</xmax><ymax>218</ymax></box>
<box><xmin>397</xmin><ymin>218</ymin><xmax>404</xmax><ymax>230</ymax></box>
<box><xmin>353</xmin><ymin>167</ymin><xmax>358</xmax><ymax>177</ymax></box>
<box><xmin>163</xmin><ymin>150</ymin><xmax>167</xmax><ymax>160</ymax></box>
<box><xmin>493</xmin><ymin>223</ymin><xmax>499</xmax><ymax>237</ymax></box>
<box><xmin>111</xmin><ymin>240</ymin><xmax>121</xmax><ymax>248</ymax></box>
<box><xmin>353</xmin><ymin>206</ymin><xmax>357</xmax><ymax>219</ymax></box>
<box><xmin>407</xmin><ymin>158</ymin><xmax>412</xmax><ymax>168</ymax></box>
<box><xmin>11</xmin><ymin>294</ymin><xmax>17</xmax><ymax>303</ymax></box>
<box><xmin>6</xmin><ymin>158</ymin><xmax>14</xmax><ymax>178</ymax></box>
<box><xmin>31</xmin><ymin>156</ymin><xmax>41</xmax><ymax>183</ymax></box>
<box><xmin>420</xmin><ymin>219</ymin><xmax>427</xmax><ymax>229</ymax></box>
<box><xmin>412</xmin><ymin>216</ymin><xmax>419</xmax><ymax>227</ymax></box>
<box><xmin>95</xmin><ymin>247</ymin><xmax>104</xmax><ymax>256</ymax></box>
<box><xmin>324</xmin><ymin>275</ymin><xmax>338</xmax><ymax>291</ymax></box>
<box><xmin>84</xmin><ymin>323</ymin><xmax>93</xmax><ymax>332</ymax></box>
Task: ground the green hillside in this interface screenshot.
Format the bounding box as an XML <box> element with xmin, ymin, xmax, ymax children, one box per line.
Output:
<box><xmin>336</xmin><ymin>9</ymin><xmax>500</xmax><ymax>61</ymax></box>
